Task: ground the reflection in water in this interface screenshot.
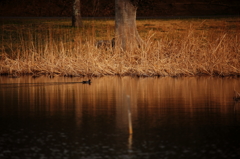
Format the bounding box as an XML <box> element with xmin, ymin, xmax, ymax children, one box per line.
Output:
<box><xmin>126</xmin><ymin>95</ymin><xmax>133</xmax><ymax>135</ymax></box>
<box><xmin>0</xmin><ymin>76</ymin><xmax>240</xmax><ymax>158</ymax></box>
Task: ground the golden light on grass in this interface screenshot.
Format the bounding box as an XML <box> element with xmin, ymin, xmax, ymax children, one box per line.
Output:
<box><xmin>0</xmin><ymin>17</ymin><xmax>239</xmax><ymax>77</ymax></box>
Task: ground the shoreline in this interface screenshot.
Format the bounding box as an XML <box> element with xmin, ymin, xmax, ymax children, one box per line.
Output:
<box><xmin>1</xmin><ymin>73</ymin><xmax>240</xmax><ymax>79</ymax></box>
<box><xmin>1</xmin><ymin>17</ymin><xmax>239</xmax><ymax>78</ymax></box>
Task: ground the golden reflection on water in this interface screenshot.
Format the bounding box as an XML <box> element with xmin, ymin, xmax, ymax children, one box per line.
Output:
<box><xmin>0</xmin><ymin>76</ymin><xmax>240</xmax><ymax>129</ymax></box>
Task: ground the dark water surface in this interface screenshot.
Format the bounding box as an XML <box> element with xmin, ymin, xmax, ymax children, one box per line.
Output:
<box><xmin>0</xmin><ymin>76</ymin><xmax>240</xmax><ymax>159</ymax></box>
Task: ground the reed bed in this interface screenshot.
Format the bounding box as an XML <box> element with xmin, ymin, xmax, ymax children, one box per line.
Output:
<box><xmin>0</xmin><ymin>17</ymin><xmax>239</xmax><ymax>77</ymax></box>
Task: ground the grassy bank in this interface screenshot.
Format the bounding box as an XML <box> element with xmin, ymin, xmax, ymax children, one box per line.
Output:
<box><xmin>0</xmin><ymin>17</ymin><xmax>239</xmax><ymax>77</ymax></box>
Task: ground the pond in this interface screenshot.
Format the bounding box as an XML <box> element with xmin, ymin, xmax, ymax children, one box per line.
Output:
<box><xmin>0</xmin><ymin>76</ymin><xmax>240</xmax><ymax>159</ymax></box>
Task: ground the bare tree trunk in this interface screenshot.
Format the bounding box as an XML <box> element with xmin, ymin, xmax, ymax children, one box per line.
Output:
<box><xmin>115</xmin><ymin>0</ymin><xmax>143</xmax><ymax>51</ymax></box>
<box><xmin>72</xmin><ymin>0</ymin><xmax>83</xmax><ymax>27</ymax></box>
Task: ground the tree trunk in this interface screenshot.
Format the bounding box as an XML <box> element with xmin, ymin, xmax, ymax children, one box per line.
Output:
<box><xmin>115</xmin><ymin>0</ymin><xmax>143</xmax><ymax>51</ymax></box>
<box><xmin>72</xmin><ymin>0</ymin><xmax>82</xmax><ymax>27</ymax></box>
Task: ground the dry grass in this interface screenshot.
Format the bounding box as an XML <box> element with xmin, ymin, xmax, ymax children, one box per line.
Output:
<box><xmin>0</xmin><ymin>17</ymin><xmax>240</xmax><ymax>77</ymax></box>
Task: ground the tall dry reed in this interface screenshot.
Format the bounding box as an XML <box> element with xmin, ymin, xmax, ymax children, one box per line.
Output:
<box><xmin>0</xmin><ymin>18</ymin><xmax>239</xmax><ymax>77</ymax></box>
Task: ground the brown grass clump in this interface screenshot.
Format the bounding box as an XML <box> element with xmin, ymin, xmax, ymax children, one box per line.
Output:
<box><xmin>0</xmin><ymin>17</ymin><xmax>239</xmax><ymax>77</ymax></box>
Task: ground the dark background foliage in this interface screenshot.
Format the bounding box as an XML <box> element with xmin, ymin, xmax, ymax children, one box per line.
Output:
<box><xmin>0</xmin><ymin>0</ymin><xmax>239</xmax><ymax>17</ymax></box>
